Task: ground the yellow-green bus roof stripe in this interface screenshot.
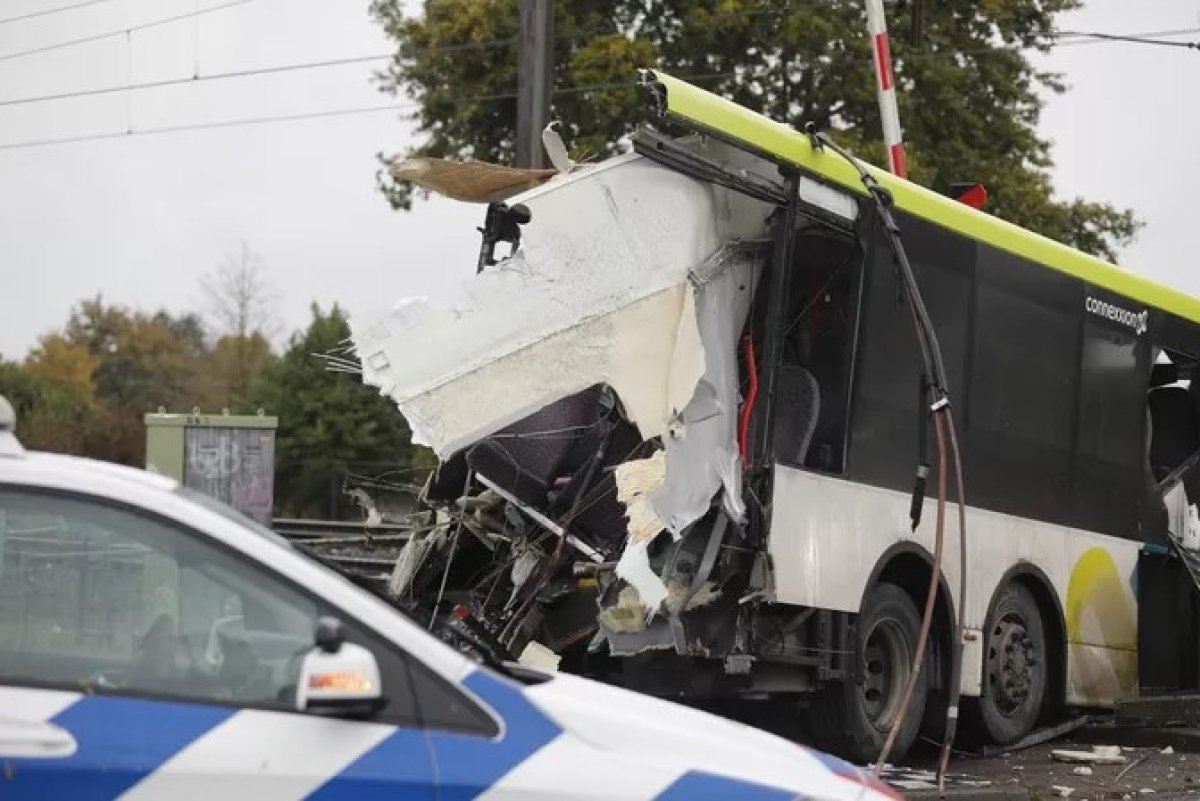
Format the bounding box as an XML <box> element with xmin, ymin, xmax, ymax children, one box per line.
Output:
<box><xmin>646</xmin><ymin>69</ymin><xmax>1200</xmax><ymax>325</ymax></box>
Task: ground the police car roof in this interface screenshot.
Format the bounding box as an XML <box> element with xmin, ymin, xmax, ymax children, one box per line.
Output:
<box><xmin>10</xmin><ymin>449</ymin><xmax>179</xmax><ymax>491</ymax></box>
<box><xmin>0</xmin><ymin>394</ymin><xmax>174</xmax><ymax>493</ymax></box>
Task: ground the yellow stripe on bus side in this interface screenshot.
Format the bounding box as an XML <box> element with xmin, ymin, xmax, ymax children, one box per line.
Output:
<box><xmin>646</xmin><ymin>70</ymin><xmax>1200</xmax><ymax>325</ymax></box>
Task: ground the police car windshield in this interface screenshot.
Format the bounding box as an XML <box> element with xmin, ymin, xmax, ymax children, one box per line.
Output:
<box><xmin>174</xmin><ymin>487</ymin><xmax>546</xmax><ymax>683</ymax></box>
<box><xmin>174</xmin><ymin>486</ymin><xmax>294</xmax><ymax>550</ymax></box>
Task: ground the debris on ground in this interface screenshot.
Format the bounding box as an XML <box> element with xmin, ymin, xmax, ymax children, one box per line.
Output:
<box><xmin>874</xmin><ymin>765</ymin><xmax>992</xmax><ymax>792</ymax></box>
<box><xmin>1160</xmin><ymin>746</ymin><xmax>1175</xmax><ymax>755</ymax></box>
<box><xmin>1115</xmin><ymin>755</ymin><xmax>1150</xmax><ymax>784</ymax></box>
<box><xmin>897</xmin><ymin>739</ymin><xmax>1196</xmax><ymax>799</ymax></box>
<box><xmin>1052</xmin><ymin>745</ymin><xmax>1128</xmax><ymax>764</ymax></box>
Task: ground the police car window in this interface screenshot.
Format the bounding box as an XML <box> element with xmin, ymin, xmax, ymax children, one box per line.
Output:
<box><xmin>0</xmin><ymin>488</ymin><xmax>318</xmax><ymax>708</ymax></box>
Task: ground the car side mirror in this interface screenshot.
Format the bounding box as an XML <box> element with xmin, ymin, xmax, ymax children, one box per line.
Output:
<box><xmin>296</xmin><ymin>617</ymin><xmax>384</xmax><ymax>717</ymax></box>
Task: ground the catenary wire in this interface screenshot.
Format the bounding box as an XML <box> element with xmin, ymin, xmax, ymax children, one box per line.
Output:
<box><xmin>2</xmin><ymin>18</ymin><xmax>1191</xmax><ymax>114</ymax></box>
<box><xmin>0</xmin><ymin>73</ymin><xmax>739</xmax><ymax>152</ymax></box>
<box><xmin>1058</xmin><ymin>28</ymin><xmax>1199</xmax><ymax>49</ymax></box>
<box><xmin>0</xmin><ymin>0</ymin><xmax>251</xmax><ymax>63</ymax></box>
<box><xmin>0</xmin><ymin>101</ymin><xmax>419</xmax><ymax>151</ymax></box>
<box><xmin>0</xmin><ymin>53</ymin><xmax>393</xmax><ymax>109</ymax></box>
<box><xmin>0</xmin><ymin>0</ymin><xmax>115</xmax><ymax>26</ymax></box>
<box><xmin>0</xmin><ymin>19</ymin><xmax>1195</xmax><ymax>152</ymax></box>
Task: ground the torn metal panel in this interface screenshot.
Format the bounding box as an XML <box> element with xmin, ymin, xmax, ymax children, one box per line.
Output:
<box><xmin>650</xmin><ymin>244</ymin><xmax>766</xmax><ymax>535</ymax></box>
<box><xmin>399</xmin><ymin>285</ymin><xmax>690</xmax><ymax>454</ymax></box>
<box><xmin>609</xmin><ymin>244</ymin><xmax>763</xmax><ymax>615</ymax></box>
<box><xmin>353</xmin><ymin>138</ymin><xmax>778</xmax><ymax>664</ymax></box>
<box><xmin>352</xmin><ymin>145</ymin><xmax>772</xmax><ymax>458</ymax></box>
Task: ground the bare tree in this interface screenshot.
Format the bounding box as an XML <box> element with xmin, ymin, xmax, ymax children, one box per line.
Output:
<box><xmin>199</xmin><ymin>242</ymin><xmax>281</xmax><ymax>410</ymax></box>
<box><xmin>201</xmin><ymin>241</ymin><xmax>280</xmax><ymax>341</ymax></box>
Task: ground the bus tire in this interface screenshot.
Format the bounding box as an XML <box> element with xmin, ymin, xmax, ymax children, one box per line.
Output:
<box><xmin>810</xmin><ymin>582</ymin><xmax>928</xmax><ymax>763</ymax></box>
<box><xmin>971</xmin><ymin>583</ymin><xmax>1047</xmax><ymax>744</ymax></box>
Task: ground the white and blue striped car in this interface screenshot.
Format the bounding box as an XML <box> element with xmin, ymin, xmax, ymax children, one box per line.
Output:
<box><xmin>0</xmin><ymin>399</ymin><xmax>898</xmax><ymax>801</ymax></box>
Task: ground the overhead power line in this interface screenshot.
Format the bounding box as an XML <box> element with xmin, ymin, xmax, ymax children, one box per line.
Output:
<box><xmin>0</xmin><ymin>101</ymin><xmax>418</xmax><ymax>152</ymax></box>
<box><xmin>0</xmin><ymin>0</ymin><xmax>115</xmax><ymax>26</ymax></box>
<box><xmin>0</xmin><ymin>19</ymin><xmax>1196</xmax><ymax>152</ymax></box>
<box><xmin>5</xmin><ymin>23</ymin><xmax>1198</xmax><ymax>112</ymax></box>
<box><xmin>0</xmin><ymin>0</ymin><xmax>252</xmax><ymax>64</ymax></box>
<box><xmin>0</xmin><ymin>52</ymin><xmax>391</xmax><ymax>109</ymax></box>
<box><xmin>0</xmin><ymin>75</ymin><xmax>732</xmax><ymax>153</ymax></box>
<box><xmin>1057</xmin><ymin>29</ymin><xmax>1199</xmax><ymax>50</ymax></box>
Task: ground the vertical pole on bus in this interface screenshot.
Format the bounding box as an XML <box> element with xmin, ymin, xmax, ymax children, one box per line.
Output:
<box><xmin>865</xmin><ymin>0</ymin><xmax>907</xmax><ymax>178</ymax></box>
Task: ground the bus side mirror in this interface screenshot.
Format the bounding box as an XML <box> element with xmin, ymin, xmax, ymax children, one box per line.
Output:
<box><xmin>296</xmin><ymin>617</ymin><xmax>384</xmax><ymax>717</ymax></box>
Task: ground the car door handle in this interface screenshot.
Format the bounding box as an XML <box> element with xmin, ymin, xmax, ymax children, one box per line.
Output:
<box><xmin>0</xmin><ymin>716</ymin><xmax>78</xmax><ymax>758</ymax></box>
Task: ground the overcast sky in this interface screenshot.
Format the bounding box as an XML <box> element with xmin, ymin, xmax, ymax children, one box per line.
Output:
<box><xmin>0</xmin><ymin>0</ymin><xmax>1197</xmax><ymax>359</ymax></box>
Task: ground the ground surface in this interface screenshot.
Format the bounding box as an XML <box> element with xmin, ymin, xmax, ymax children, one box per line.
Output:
<box><xmin>885</xmin><ymin>740</ymin><xmax>1200</xmax><ymax>800</ymax></box>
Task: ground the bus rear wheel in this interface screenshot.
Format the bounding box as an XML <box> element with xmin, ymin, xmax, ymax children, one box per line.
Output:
<box><xmin>970</xmin><ymin>583</ymin><xmax>1047</xmax><ymax>744</ymax></box>
<box><xmin>809</xmin><ymin>582</ymin><xmax>928</xmax><ymax>764</ymax></box>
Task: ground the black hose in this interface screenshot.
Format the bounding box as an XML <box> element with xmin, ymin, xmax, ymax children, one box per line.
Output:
<box><xmin>805</xmin><ymin>126</ymin><xmax>969</xmax><ymax>774</ymax></box>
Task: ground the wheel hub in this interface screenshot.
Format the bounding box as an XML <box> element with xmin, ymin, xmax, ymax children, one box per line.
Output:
<box><xmin>860</xmin><ymin>619</ymin><xmax>912</xmax><ymax>729</ymax></box>
<box><xmin>987</xmin><ymin>613</ymin><xmax>1038</xmax><ymax>715</ymax></box>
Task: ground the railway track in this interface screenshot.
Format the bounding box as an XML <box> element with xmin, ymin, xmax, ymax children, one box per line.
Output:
<box><xmin>271</xmin><ymin>517</ymin><xmax>414</xmax><ymax>577</ymax></box>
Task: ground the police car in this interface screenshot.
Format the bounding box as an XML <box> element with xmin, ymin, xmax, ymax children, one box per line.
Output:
<box><xmin>0</xmin><ymin>397</ymin><xmax>898</xmax><ymax>801</ymax></box>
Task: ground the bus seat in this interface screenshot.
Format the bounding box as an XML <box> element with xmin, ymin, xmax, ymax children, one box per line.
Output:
<box><xmin>1149</xmin><ymin>386</ymin><xmax>1200</xmax><ymax>481</ymax></box>
<box><xmin>772</xmin><ymin>364</ymin><xmax>821</xmax><ymax>467</ymax></box>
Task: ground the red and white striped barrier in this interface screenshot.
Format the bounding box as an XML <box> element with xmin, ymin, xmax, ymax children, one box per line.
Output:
<box><xmin>865</xmin><ymin>0</ymin><xmax>907</xmax><ymax>178</ymax></box>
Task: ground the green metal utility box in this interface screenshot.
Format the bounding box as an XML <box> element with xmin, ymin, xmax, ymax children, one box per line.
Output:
<box><xmin>145</xmin><ymin>410</ymin><xmax>279</xmax><ymax>525</ymax></box>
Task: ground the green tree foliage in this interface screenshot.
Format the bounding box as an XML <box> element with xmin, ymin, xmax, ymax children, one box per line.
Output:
<box><xmin>2</xmin><ymin>293</ymin><xmax>428</xmax><ymax>521</ymax></box>
<box><xmin>0</xmin><ymin>360</ymin><xmax>92</xmax><ymax>455</ymax></box>
<box><xmin>372</xmin><ymin>0</ymin><xmax>1140</xmax><ymax>261</ymax></box>
<box><xmin>25</xmin><ymin>334</ymin><xmax>96</xmax><ymax>399</ymax></box>
<box><xmin>1</xmin><ymin>298</ymin><xmax>239</xmax><ymax>464</ymax></box>
<box><xmin>198</xmin><ymin>333</ymin><xmax>275</xmax><ymax>413</ymax></box>
<box><xmin>252</xmin><ymin>303</ymin><xmax>420</xmax><ymax>519</ymax></box>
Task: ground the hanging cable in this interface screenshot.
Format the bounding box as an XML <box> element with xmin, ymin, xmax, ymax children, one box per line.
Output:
<box><xmin>873</xmin><ymin>299</ymin><xmax>949</xmax><ymax>773</ymax></box>
<box><xmin>883</xmin><ymin>392</ymin><xmax>948</xmax><ymax>767</ymax></box>
<box><xmin>938</xmin><ymin>410</ymin><xmax>968</xmax><ymax>791</ymax></box>
<box><xmin>804</xmin><ymin>126</ymin><xmax>967</xmax><ymax>777</ymax></box>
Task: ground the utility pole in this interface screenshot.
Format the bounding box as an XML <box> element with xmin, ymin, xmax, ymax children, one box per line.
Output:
<box><xmin>516</xmin><ymin>0</ymin><xmax>554</xmax><ymax>169</ymax></box>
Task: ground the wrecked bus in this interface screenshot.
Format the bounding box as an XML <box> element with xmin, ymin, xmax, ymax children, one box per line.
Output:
<box><xmin>351</xmin><ymin>71</ymin><xmax>1200</xmax><ymax>762</ymax></box>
